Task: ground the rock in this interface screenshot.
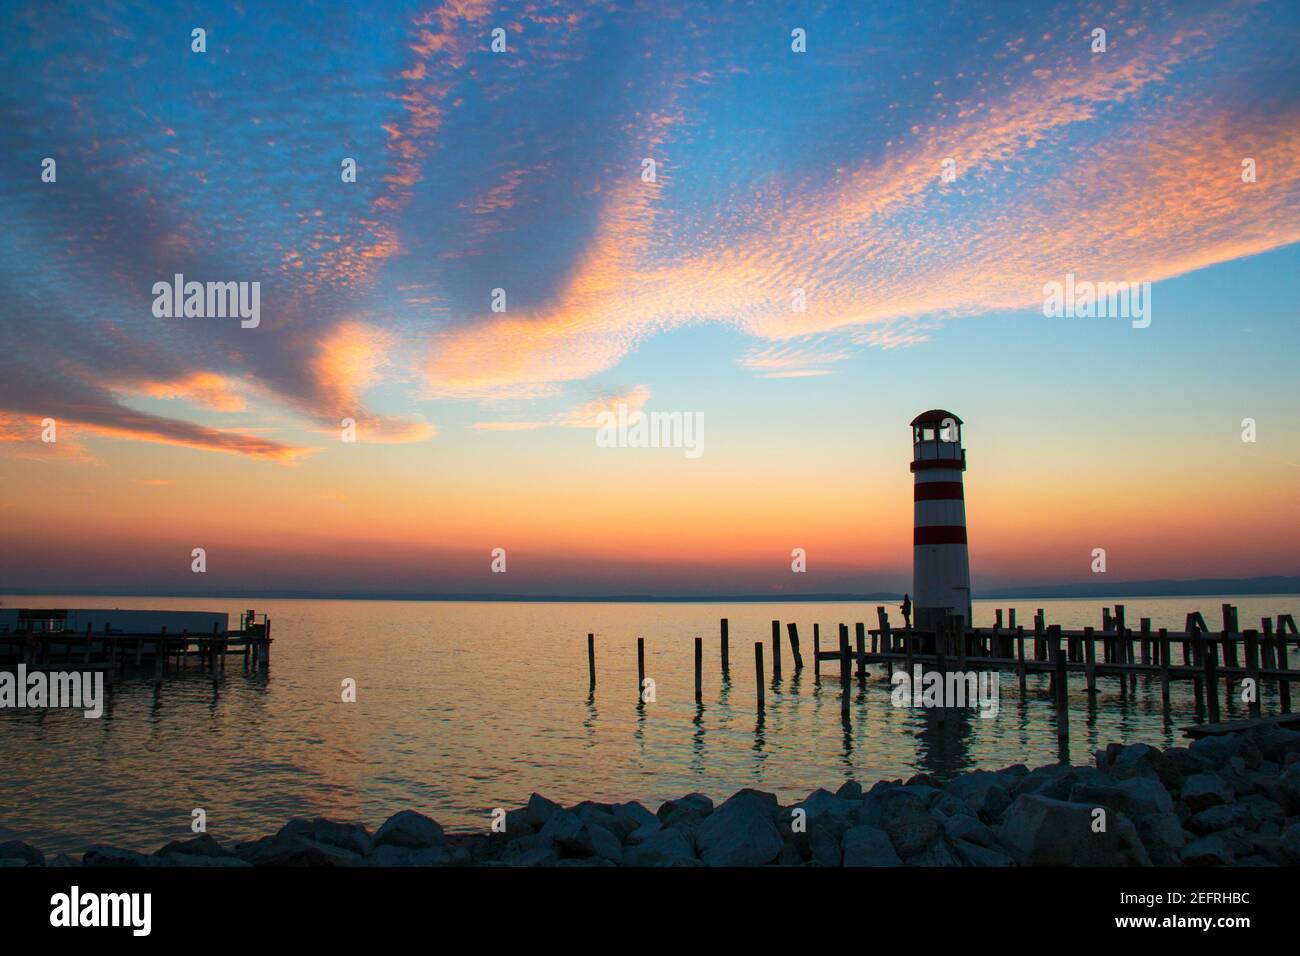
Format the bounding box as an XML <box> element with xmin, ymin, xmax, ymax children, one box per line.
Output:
<box><xmin>997</xmin><ymin>795</ymin><xmax>1150</xmax><ymax>866</ymax></box>
<box><xmin>1250</xmin><ymin>726</ymin><xmax>1300</xmax><ymax>764</ymax></box>
<box><xmin>0</xmin><ymin>841</ymin><xmax>45</xmax><ymax>867</ymax></box>
<box><xmin>862</xmin><ymin>789</ymin><xmax>939</xmax><ymax>859</ymax></box>
<box><xmin>83</xmin><ymin>846</ymin><xmax>153</xmax><ymax>867</ymax></box>
<box><xmin>506</xmin><ymin>846</ymin><xmax>558</xmax><ymax>867</ymax></box>
<box><xmin>794</xmin><ymin>788</ymin><xmax>854</xmax><ymax>825</ymax></box>
<box><xmin>1070</xmin><ymin>776</ymin><xmax>1184</xmax><ymax>863</ymax></box>
<box><xmin>312</xmin><ymin>820</ymin><xmax>373</xmax><ymax>857</ymax></box>
<box><xmin>48</xmin><ymin>854</ymin><xmax>81</xmax><ymax>868</ymax></box>
<box><xmin>154</xmin><ymin>834</ymin><xmax>234</xmax><ymax>860</ymax></box>
<box><xmin>159</xmin><ymin>854</ymin><xmax>251</xmax><ymax>867</ymax></box>
<box><xmin>906</xmin><ymin>839</ymin><xmax>959</xmax><ymax>866</ymax></box>
<box><xmin>236</xmin><ymin>835</ymin><xmax>362</xmax><ymax>867</ymax></box>
<box><xmin>945</xmin><ymin>771</ymin><xmax>1011</xmax><ymax>822</ymax></box>
<box><xmin>835</xmin><ymin>781</ymin><xmax>864</xmax><ymax>800</ymax></box>
<box><xmin>373</xmin><ymin>810</ymin><xmax>444</xmax><ymax>850</ymax></box>
<box><xmin>626</xmin><ymin>822</ymin><xmax>662</xmax><ymax>845</ymax></box>
<box><xmin>524</xmin><ymin>793</ymin><xmax>562</xmax><ymax>829</ymax></box>
<box><xmin>573</xmin><ymin>802</ymin><xmax>619</xmax><ymax>834</ymax></box>
<box><xmin>539</xmin><ymin>810</ymin><xmax>586</xmax><ymax>854</ymax></box>
<box><xmin>0</xmin><ymin>859</ymin><xmax>30</xmax><ymax>867</ymax></box>
<box><xmin>1239</xmin><ymin>794</ymin><xmax>1285</xmax><ymax>830</ymax></box>
<box><xmin>841</xmin><ymin>825</ymin><xmax>902</xmax><ymax>867</ymax></box>
<box><xmin>656</xmin><ymin>793</ymin><xmax>713</xmax><ymax>830</ymax></box>
<box><xmin>1280</xmin><ymin>823</ymin><xmax>1300</xmax><ymax>865</ymax></box>
<box><xmin>504</xmin><ymin>807</ymin><xmax>534</xmax><ymax>837</ymax></box>
<box><xmin>695</xmin><ymin>792</ymin><xmax>784</xmax><ymax>866</ymax></box>
<box><xmin>582</xmin><ymin>823</ymin><xmax>623</xmax><ymax>864</ymax></box>
<box><xmin>1281</xmin><ymin>763</ymin><xmax>1300</xmax><ymax>811</ymax></box>
<box><xmin>942</xmin><ymin>813</ymin><xmax>996</xmax><ymax>848</ymax></box>
<box><xmin>611</xmin><ymin>801</ymin><xmax>659</xmax><ymax>839</ymax></box>
<box><xmin>952</xmin><ymin>839</ymin><xmax>1013</xmax><ymax>867</ymax></box>
<box><xmin>1180</xmin><ymin>834</ymin><xmax>1235</xmax><ymax>866</ymax></box>
<box><xmin>365</xmin><ymin>844</ymin><xmax>450</xmax><ymax>867</ymax></box>
<box><xmin>1109</xmin><ymin>743</ymin><xmax>1180</xmax><ymax>789</ymax></box>
<box><xmin>807</xmin><ymin>824</ymin><xmax>842</xmax><ymax>866</ymax></box>
<box><xmin>624</xmin><ymin>826</ymin><xmax>696</xmax><ymax>867</ymax></box>
<box><xmin>1180</xmin><ymin>774</ymin><xmax>1234</xmax><ymax>813</ymax></box>
<box><xmin>1187</xmin><ymin>803</ymin><xmax>1250</xmax><ymax>835</ymax></box>
<box><xmin>1189</xmin><ymin>734</ymin><xmax>1262</xmax><ymax>773</ymax></box>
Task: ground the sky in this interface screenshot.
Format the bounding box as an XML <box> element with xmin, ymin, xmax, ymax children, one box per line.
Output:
<box><xmin>0</xmin><ymin>0</ymin><xmax>1298</xmax><ymax>597</ymax></box>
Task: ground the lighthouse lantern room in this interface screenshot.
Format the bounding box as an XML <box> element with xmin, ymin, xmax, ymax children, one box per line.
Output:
<box><xmin>910</xmin><ymin>409</ymin><xmax>972</xmax><ymax>632</ymax></box>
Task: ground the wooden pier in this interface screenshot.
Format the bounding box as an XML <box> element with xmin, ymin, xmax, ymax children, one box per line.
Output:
<box><xmin>0</xmin><ymin>608</ymin><xmax>273</xmax><ymax>685</ymax></box>
<box><xmin>593</xmin><ymin>603</ymin><xmax>1299</xmax><ymax>747</ymax></box>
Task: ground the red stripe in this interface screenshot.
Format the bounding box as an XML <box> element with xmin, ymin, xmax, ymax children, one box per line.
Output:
<box><xmin>914</xmin><ymin>481</ymin><xmax>964</xmax><ymax>501</ymax></box>
<box><xmin>914</xmin><ymin>526</ymin><xmax>968</xmax><ymax>545</ymax></box>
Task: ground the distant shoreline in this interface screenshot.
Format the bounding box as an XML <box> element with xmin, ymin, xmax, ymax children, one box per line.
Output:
<box><xmin>2</xmin><ymin>575</ymin><xmax>1298</xmax><ymax>604</ymax></box>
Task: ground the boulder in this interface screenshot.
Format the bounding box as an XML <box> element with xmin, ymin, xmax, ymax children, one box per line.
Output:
<box><xmin>1280</xmin><ymin>823</ymin><xmax>1300</xmax><ymax>865</ymax></box>
<box><xmin>952</xmin><ymin>839</ymin><xmax>1013</xmax><ymax>867</ymax></box>
<box><xmin>506</xmin><ymin>846</ymin><xmax>558</xmax><ymax>867</ymax></box>
<box><xmin>1108</xmin><ymin>743</ymin><xmax>1180</xmax><ymax>789</ymax></box>
<box><xmin>1187</xmin><ymin>803</ymin><xmax>1250</xmax><ymax>835</ymax></box>
<box><xmin>906</xmin><ymin>839</ymin><xmax>959</xmax><ymax>866</ymax></box>
<box><xmin>236</xmin><ymin>835</ymin><xmax>361</xmax><ymax>867</ymax></box>
<box><xmin>276</xmin><ymin>819</ymin><xmax>372</xmax><ymax>857</ymax></box>
<box><xmin>861</xmin><ymin>789</ymin><xmax>939</xmax><ymax>859</ymax></box>
<box><xmin>366</xmin><ymin>843</ymin><xmax>451</xmax><ymax>867</ymax></box>
<box><xmin>841</xmin><ymin>825</ymin><xmax>902</xmax><ymax>867</ymax></box>
<box><xmin>1179</xmin><ymin>834</ymin><xmax>1235</xmax><ymax>866</ymax></box>
<box><xmin>153</xmin><ymin>834</ymin><xmax>234</xmax><ymax>861</ymax></box>
<box><xmin>1281</xmin><ymin>762</ymin><xmax>1300</xmax><ymax>811</ymax></box>
<box><xmin>373</xmin><ymin>810</ymin><xmax>444</xmax><ymax>850</ymax></box>
<box><xmin>997</xmin><ymin>795</ymin><xmax>1150</xmax><ymax>866</ymax></box>
<box><xmin>524</xmin><ymin>793</ymin><xmax>562</xmax><ymax>829</ymax></box>
<box><xmin>0</xmin><ymin>841</ymin><xmax>45</xmax><ymax>867</ymax></box>
<box><xmin>624</xmin><ymin>826</ymin><xmax>696</xmax><ymax>867</ymax></box>
<box><xmin>945</xmin><ymin>770</ymin><xmax>1011</xmax><ymax>822</ymax></box>
<box><xmin>656</xmin><ymin>793</ymin><xmax>713</xmax><ymax>831</ymax></box>
<box><xmin>695</xmin><ymin>792</ymin><xmax>784</xmax><ymax>866</ymax></box>
<box><xmin>82</xmin><ymin>846</ymin><xmax>152</xmax><ymax>867</ymax></box>
<box><xmin>611</xmin><ymin>801</ymin><xmax>659</xmax><ymax>840</ymax></box>
<box><xmin>942</xmin><ymin>813</ymin><xmax>996</xmax><ymax>848</ymax></box>
<box><xmin>1180</xmin><ymin>774</ymin><xmax>1234</xmax><ymax>813</ymax></box>
<box><xmin>835</xmin><ymin>780</ymin><xmax>864</xmax><ymax>800</ymax></box>
<box><xmin>1189</xmin><ymin>734</ymin><xmax>1262</xmax><ymax>773</ymax></box>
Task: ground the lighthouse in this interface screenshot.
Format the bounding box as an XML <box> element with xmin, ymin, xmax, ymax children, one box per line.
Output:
<box><xmin>910</xmin><ymin>409</ymin><xmax>971</xmax><ymax>631</ymax></box>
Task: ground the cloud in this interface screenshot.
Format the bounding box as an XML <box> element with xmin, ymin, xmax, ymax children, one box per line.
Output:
<box><xmin>474</xmin><ymin>384</ymin><xmax>650</xmax><ymax>430</ymax></box>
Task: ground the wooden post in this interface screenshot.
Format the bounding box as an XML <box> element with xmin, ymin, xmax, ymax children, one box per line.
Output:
<box><xmin>854</xmin><ymin>622</ymin><xmax>866</xmax><ymax>678</ymax></box>
<box><xmin>637</xmin><ymin>637</ymin><xmax>645</xmax><ymax>697</ymax></box>
<box><xmin>1084</xmin><ymin>626</ymin><xmax>1096</xmax><ymax>694</ymax></box>
<box><xmin>771</xmin><ymin>620</ymin><xmax>782</xmax><ymax>680</ymax></box>
<box><xmin>754</xmin><ymin>642</ymin><xmax>765</xmax><ymax>713</ymax></box>
<box><xmin>1008</xmin><ymin>608</ymin><xmax>1017</xmax><ymax>630</ymax></box>
<box><xmin>587</xmin><ymin>633</ymin><xmax>596</xmax><ymax>693</ymax></box>
<box><xmin>155</xmin><ymin>627</ymin><xmax>166</xmax><ymax>684</ymax></box>
<box><xmin>839</xmin><ymin>624</ymin><xmax>850</xmax><ymax>716</ymax></box>
<box><xmin>694</xmin><ymin>637</ymin><xmax>703</xmax><ymax>702</ymax></box>
<box><xmin>1047</xmin><ymin>625</ymin><xmax>1062</xmax><ymax>696</ymax></box>
<box><xmin>1277</xmin><ymin>616</ymin><xmax>1292</xmax><ymax>713</ymax></box>
<box><xmin>813</xmin><ymin>623</ymin><xmax>821</xmax><ymax>679</ymax></box>
<box><xmin>1016</xmin><ymin>625</ymin><xmax>1026</xmax><ymax>693</ymax></box>
<box><xmin>1203</xmin><ymin>636</ymin><xmax>1221</xmax><ymax>724</ymax></box>
<box><xmin>720</xmin><ymin>618</ymin><xmax>729</xmax><ymax>675</ymax></box>
<box><xmin>995</xmin><ymin>608</ymin><xmax>1003</xmax><ymax>631</ymax></box>
<box><xmin>1054</xmin><ymin>649</ymin><xmax>1069</xmax><ymax>746</ymax></box>
<box><xmin>1159</xmin><ymin>628</ymin><xmax>1171</xmax><ymax>707</ymax></box>
<box><xmin>262</xmin><ymin>617</ymin><xmax>271</xmax><ymax>669</ymax></box>
<box><xmin>787</xmin><ymin>622</ymin><xmax>804</xmax><ymax>671</ymax></box>
<box><xmin>1222</xmin><ymin>604</ymin><xmax>1239</xmax><ymax>669</ymax></box>
<box><xmin>1034</xmin><ymin>610</ymin><xmax>1044</xmax><ymax>661</ymax></box>
<box><xmin>1244</xmin><ymin>629</ymin><xmax>1261</xmax><ymax>719</ymax></box>
<box><xmin>1140</xmin><ymin>618</ymin><xmax>1151</xmax><ymax>666</ymax></box>
<box><xmin>1262</xmin><ymin>617</ymin><xmax>1277</xmax><ymax>671</ymax></box>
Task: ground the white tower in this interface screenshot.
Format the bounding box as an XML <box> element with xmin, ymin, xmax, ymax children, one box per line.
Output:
<box><xmin>910</xmin><ymin>409</ymin><xmax>971</xmax><ymax>630</ymax></box>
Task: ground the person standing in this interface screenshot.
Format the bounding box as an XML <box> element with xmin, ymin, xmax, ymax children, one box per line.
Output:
<box><xmin>900</xmin><ymin>593</ymin><xmax>912</xmax><ymax>629</ymax></box>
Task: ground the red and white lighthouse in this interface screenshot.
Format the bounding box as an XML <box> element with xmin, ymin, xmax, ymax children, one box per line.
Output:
<box><xmin>910</xmin><ymin>409</ymin><xmax>971</xmax><ymax>631</ymax></box>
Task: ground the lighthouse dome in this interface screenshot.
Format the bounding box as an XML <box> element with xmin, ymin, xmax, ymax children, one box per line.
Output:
<box><xmin>910</xmin><ymin>409</ymin><xmax>962</xmax><ymax>427</ymax></box>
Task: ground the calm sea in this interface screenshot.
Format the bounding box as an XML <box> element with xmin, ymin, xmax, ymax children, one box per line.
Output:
<box><xmin>1</xmin><ymin>593</ymin><xmax>1296</xmax><ymax>855</ymax></box>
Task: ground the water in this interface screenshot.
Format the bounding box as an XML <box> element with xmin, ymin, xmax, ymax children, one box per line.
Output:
<box><xmin>1</xmin><ymin>593</ymin><xmax>1295</xmax><ymax>855</ymax></box>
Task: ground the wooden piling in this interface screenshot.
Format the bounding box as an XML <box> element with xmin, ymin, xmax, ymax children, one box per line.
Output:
<box><xmin>1203</xmin><ymin>637</ymin><xmax>1221</xmax><ymax>724</ymax></box>
<box><xmin>720</xmin><ymin>618</ymin><xmax>729</xmax><ymax>675</ymax></box>
<box><xmin>1084</xmin><ymin>626</ymin><xmax>1096</xmax><ymax>694</ymax></box>
<box><xmin>1008</xmin><ymin>608</ymin><xmax>1017</xmax><ymax>630</ymax></box>
<box><xmin>1015</xmin><ymin>625</ymin><xmax>1026</xmax><ymax>693</ymax></box>
<box><xmin>1277</xmin><ymin>616</ymin><xmax>1292</xmax><ymax>713</ymax></box>
<box><xmin>637</xmin><ymin>637</ymin><xmax>645</xmax><ymax>697</ymax></box>
<box><xmin>154</xmin><ymin>627</ymin><xmax>166</xmax><ymax>684</ymax></box>
<box><xmin>787</xmin><ymin>622</ymin><xmax>804</xmax><ymax>671</ymax></box>
<box><xmin>1159</xmin><ymin>628</ymin><xmax>1171</xmax><ymax>707</ymax></box>
<box><xmin>1244</xmin><ymin>629</ymin><xmax>1261</xmax><ymax>719</ymax></box>
<box><xmin>771</xmin><ymin>620</ymin><xmax>783</xmax><ymax>680</ymax></box>
<box><xmin>754</xmin><ymin>642</ymin><xmax>765</xmax><ymax>713</ymax></box>
<box><xmin>854</xmin><ymin>622</ymin><xmax>866</xmax><ymax>678</ymax></box>
<box><xmin>694</xmin><ymin>637</ymin><xmax>703</xmax><ymax>702</ymax></box>
<box><xmin>813</xmin><ymin>623</ymin><xmax>821</xmax><ymax>678</ymax></box>
<box><xmin>839</xmin><ymin>624</ymin><xmax>850</xmax><ymax>716</ymax></box>
<box><xmin>1054</xmin><ymin>649</ymin><xmax>1069</xmax><ymax>745</ymax></box>
<box><xmin>587</xmin><ymin>633</ymin><xmax>596</xmax><ymax>693</ymax></box>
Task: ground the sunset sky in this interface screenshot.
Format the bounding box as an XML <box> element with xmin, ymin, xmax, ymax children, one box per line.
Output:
<box><xmin>1</xmin><ymin>0</ymin><xmax>1298</xmax><ymax>596</ymax></box>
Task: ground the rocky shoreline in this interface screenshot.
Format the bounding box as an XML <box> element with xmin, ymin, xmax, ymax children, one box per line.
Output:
<box><xmin>4</xmin><ymin>727</ymin><xmax>1300</xmax><ymax>868</ymax></box>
